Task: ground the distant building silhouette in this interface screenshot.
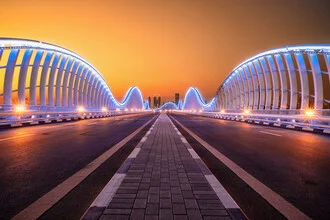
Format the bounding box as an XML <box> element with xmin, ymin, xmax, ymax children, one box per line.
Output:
<box><xmin>148</xmin><ymin>97</ymin><xmax>151</xmax><ymax>108</ymax></box>
<box><xmin>158</xmin><ymin>96</ymin><xmax>161</xmax><ymax>108</ymax></box>
<box><xmin>153</xmin><ymin>96</ymin><xmax>158</xmax><ymax>108</ymax></box>
<box><xmin>175</xmin><ymin>93</ymin><xmax>179</xmax><ymax>105</ymax></box>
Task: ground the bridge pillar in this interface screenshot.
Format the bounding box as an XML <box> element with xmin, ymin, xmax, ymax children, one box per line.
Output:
<box><xmin>294</xmin><ymin>53</ymin><xmax>309</xmax><ymax>109</ymax></box>
<box><xmin>308</xmin><ymin>53</ymin><xmax>324</xmax><ymax>110</ymax></box>
<box><xmin>68</xmin><ymin>62</ymin><xmax>80</xmax><ymax>107</ymax></box>
<box><xmin>61</xmin><ymin>59</ymin><xmax>74</xmax><ymax>107</ymax></box>
<box><xmin>30</xmin><ymin>50</ymin><xmax>44</xmax><ymax>106</ymax></box>
<box><xmin>18</xmin><ymin>49</ymin><xmax>33</xmax><ymax>105</ymax></box>
<box><xmin>55</xmin><ymin>56</ymin><xmax>68</xmax><ymax>107</ymax></box>
<box><xmin>83</xmin><ymin>70</ymin><xmax>92</xmax><ymax>106</ymax></box>
<box><xmin>48</xmin><ymin>54</ymin><xmax>61</xmax><ymax>107</ymax></box>
<box><xmin>73</xmin><ymin>66</ymin><xmax>84</xmax><ymax>107</ymax></box>
<box><xmin>40</xmin><ymin>52</ymin><xmax>54</xmax><ymax>106</ymax></box>
<box><xmin>243</xmin><ymin>65</ymin><xmax>253</xmax><ymax>110</ymax></box>
<box><xmin>253</xmin><ymin>60</ymin><xmax>266</xmax><ymax>110</ymax></box>
<box><xmin>274</xmin><ymin>54</ymin><xmax>289</xmax><ymax>110</ymax></box>
<box><xmin>266</xmin><ymin>55</ymin><xmax>280</xmax><ymax>110</ymax></box>
<box><xmin>259</xmin><ymin>57</ymin><xmax>272</xmax><ymax>110</ymax></box>
<box><xmin>3</xmin><ymin>49</ymin><xmax>19</xmax><ymax>105</ymax></box>
<box><xmin>78</xmin><ymin>68</ymin><xmax>88</xmax><ymax>106</ymax></box>
<box><xmin>283</xmin><ymin>53</ymin><xmax>298</xmax><ymax>110</ymax></box>
<box><xmin>248</xmin><ymin>63</ymin><xmax>260</xmax><ymax>110</ymax></box>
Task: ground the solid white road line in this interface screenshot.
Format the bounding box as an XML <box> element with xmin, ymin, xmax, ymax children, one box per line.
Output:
<box><xmin>0</xmin><ymin>134</ymin><xmax>35</xmax><ymax>142</ymax></box>
<box><xmin>13</xmin><ymin>115</ymin><xmax>157</xmax><ymax>220</ymax></box>
<box><xmin>260</xmin><ymin>131</ymin><xmax>282</xmax><ymax>137</ymax></box>
<box><xmin>171</xmin><ymin>116</ymin><xmax>311</xmax><ymax>220</ymax></box>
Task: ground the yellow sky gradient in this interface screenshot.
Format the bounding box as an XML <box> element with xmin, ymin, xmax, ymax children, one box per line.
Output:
<box><xmin>1</xmin><ymin>0</ymin><xmax>330</xmax><ymax>103</ymax></box>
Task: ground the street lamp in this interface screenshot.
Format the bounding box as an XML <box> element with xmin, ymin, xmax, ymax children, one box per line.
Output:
<box><xmin>102</xmin><ymin>107</ymin><xmax>107</xmax><ymax>112</ymax></box>
<box><xmin>243</xmin><ymin>109</ymin><xmax>250</xmax><ymax>114</ymax></box>
<box><xmin>220</xmin><ymin>109</ymin><xmax>225</xmax><ymax>113</ymax></box>
<box><xmin>305</xmin><ymin>109</ymin><xmax>315</xmax><ymax>117</ymax></box>
<box><xmin>77</xmin><ymin>106</ymin><xmax>85</xmax><ymax>112</ymax></box>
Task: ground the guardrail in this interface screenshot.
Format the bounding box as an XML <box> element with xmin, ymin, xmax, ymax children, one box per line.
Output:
<box><xmin>173</xmin><ymin>110</ymin><xmax>330</xmax><ymax>134</ymax></box>
<box><xmin>0</xmin><ymin>110</ymin><xmax>152</xmax><ymax>128</ymax></box>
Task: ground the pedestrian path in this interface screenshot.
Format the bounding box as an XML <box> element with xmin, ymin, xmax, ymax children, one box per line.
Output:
<box><xmin>83</xmin><ymin>114</ymin><xmax>246</xmax><ymax>220</ymax></box>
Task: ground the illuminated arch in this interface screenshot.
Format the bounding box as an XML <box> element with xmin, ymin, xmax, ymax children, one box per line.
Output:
<box><xmin>216</xmin><ymin>45</ymin><xmax>330</xmax><ymax>112</ymax></box>
<box><xmin>0</xmin><ymin>38</ymin><xmax>145</xmax><ymax>111</ymax></box>
<box><xmin>182</xmin><ymin>87</ymin><xmax>216</xmax><ymax>111</ymax></box>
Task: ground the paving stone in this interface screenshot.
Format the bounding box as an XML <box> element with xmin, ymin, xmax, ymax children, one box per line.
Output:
<box><xmin>159</xmin><ymin>209</ymin><xmax>173</xmax><ymax>220</ymax></box>
<box><xmin>173</xmin><ymin>215</ymin><xmax>188</xmax><ymax>220</ymax></box>
<box><xmin>145</xmin><ymin>215</ymin><xmax>159</xmax><ymax>220</ymax></box>
<box><xmin>160</xmin><ymin>190</ymin><xmax>171</xmax><ymax>198</ymax></box>
<box><xmin>108</xmin><ymin>203</ymin><xmax>133</xmax><ymax>209</ymax></box>
<box><xmin>146</xmin><ymin>203</ymin><xmax>159</xmax><ymax>215</ymax></box>
<box><xmin>148</xmin><ymin>193</ymin><xmax>160</xmax><ymax>203</ymax></box>
<box><xmin>171</xmin><ymin>194</ymin><xmax>184</xmax><ymax>203</ymax></box>
<box><xmin>186</xmin><ymin>210</ymin><xmax>203</xmax><ymax>220</ymax></box>
<box><xmin>136</xmin><ymin>190</ymin><xmax>149</xmax><ymax>198</ymax></box>
<box><xmin>100</xmin><ymin>214</ymin><xmax>130</xmax><ymax>220</ymax></box>
<box><xmin>103</xmin><ymin>209</ymin><xmax>131</xmax><ymax>215</ymax></box>
<box><xmin>172</xmin><ymin>203</ymin><xmax>186</xmax><ymax>215</ymax></box>
<box><xmin>160</xmin><ymin>198</ymin><xmax>172</xmax><ymax>209</ymax></box>
<box><xmin>129</xmin><ymin>209</ymin><xmax>145</xmax><ymax>220</ymax></box>
<box><xmin>200</xmin><ymin>209</ymin><xmax>228</xmax><ymax>216</ymax></box>
<box><xmin>184</xmin><ymin>199</ymin><xmax>198</xmax><ymax>209</ymax></box>
<box><xmin>133</xmin><ymin>198</ymin><xmax>147</xmax><ymax>208</ymax></box>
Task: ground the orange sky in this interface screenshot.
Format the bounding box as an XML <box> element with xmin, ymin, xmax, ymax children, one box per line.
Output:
<box><xmin>1</xmin><ymin>0</ymin><xmax>330</xmax><ymax>103</ymax></box>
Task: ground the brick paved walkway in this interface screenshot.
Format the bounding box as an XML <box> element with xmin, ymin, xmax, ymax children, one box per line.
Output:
<box><xmin>94</xmin><ymin>114</ymin><xmax>242</xmax><ymax>220</ymax></box>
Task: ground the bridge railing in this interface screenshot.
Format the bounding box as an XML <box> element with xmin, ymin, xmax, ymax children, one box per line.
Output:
<box><xmin>174</xmin><ymin>110</ymin><xmax>330</xmax><ymax>132</ymax></box>
<box><xmin>0</xmin><ymin>109</ymin><xmax>151</xmax><ymax>127</ymax></box>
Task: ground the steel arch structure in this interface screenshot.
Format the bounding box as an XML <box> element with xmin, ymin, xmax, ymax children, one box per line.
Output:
<box><xmin>182</xmin><ymin>87</ymin><xmax>216</xmax><ymax>111</ymax></box>
<box><xmin>215</xmin><ymin>45</ymin><xmax>330</xmax><ymax>114</ymax></box>
<box><xmin>0</xmin><ymin>38</ymin><xmax>145</xmax><ymax>113</ymax></box>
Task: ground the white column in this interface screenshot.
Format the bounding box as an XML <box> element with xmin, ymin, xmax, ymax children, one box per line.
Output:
<box><xmin>47</xmin><ymin>54</ymin><xmax>61</xmax><ymax>107</ymax></box>
<box><xmin>40</xmin><ymin>52</ymin><xmax>54</xmax><ymax>106</ymax></box>
<box><xmin>266</xmin><ymin>55</ymin><xmax>280</xmax><ymax>109</ymax></box>
<box><xmin>4</xmin><ymin>49</ymin><xmax>20</xmax><ymax>105</ymax></box>
<box><xmin>308</xmin><ymin>53</ymin><xmax>324</xmax><ymax>109</ymax></box>
<box><xmin>18</xmin><ymin>49</ymin><xmax>33</xmax><ymax>104</ymax></box>
<box><xmin>29</xmin><ymin>50</ymin><xmax>44</xmax><ymax>106</ymax></box>
<box><xmin>259</xmin><ymin>57</ymin><xmax>272</xmax><ymax>110</ymax></box>
<box><xmin>61</xmin><ymin>59</ymin><xmax>74</xmax><ymax>107</ymax></box>
<box><xmin>294</xmin><ymin>53</ymin><xmax>309</xmax><ymax>109</ymax></box>
<box><xmin>83</xmin><ymin>70</ymin><xmax>92</xmax><ymax>106</ymax></box>
<box><xmin>274</xmin><ymin>54</ymin><xmax>289</xmax><ymax>110</ymax></box>
<box><xmin>283</xmin><ymin>53</ymin><xmax>298</xmax><ymax>110</ymax></box>
<box><xmin>253</xmin><ymin>60</ymin><xmax>266</xmax><ymax>110</ymax></box>
<box><xmin>73</xmin><ymin>66</ymin><xmax>84</xmax><ymax>107</ymax></box>
<box><xmin>68</xmin><ymin>62</ymin><xmax>80</xmax><ymax>107</ymax></box>
<box><xmin>55</xmin><ymin>56</ymin><xmax>68</xmax><ymax>107</ymax></box>
<box><xmin>78</xmin><ymin>68</ymin><xmax>87</xmax><ymax>106</ymax></box>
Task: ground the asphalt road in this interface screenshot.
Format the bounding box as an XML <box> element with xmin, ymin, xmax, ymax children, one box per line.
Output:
<box><xmin>170</xmin><ymin>113</ymin><xmax>330</xmax><ymax>220</ymax></box>
<box><xmin>0</xmin><ymin>113</ymin><xmax>155</xmax><ymax>220</ymax></box>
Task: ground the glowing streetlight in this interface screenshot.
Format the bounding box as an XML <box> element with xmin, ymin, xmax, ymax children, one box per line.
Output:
<box><xmin>102</xmin><ymin>107</ymin><xmax>108</xmax><ymax>112</ymax></box>
<box><xmin>15</xmin><ymin>105</ymin><xmax>26</xmax><ymax>113</ymax></box>
<box><xmin>305</xmin><ymin>109</ymin><xmax>315</xmax><ymax>117</ymax></box>
<box><xmin>77</xmin><ymin>106</ymin><xmax>85</xmax><ymax>112</ymax></box>
<box><xmin>125</xmin><ymin>108</ymin><xmax>128</xmax><ymax>112</ymax></box>
<box><xmin>116</xmin><ymin>108</ymin><xmax>120</xmax><ymax>112</ymax></box>
<box><xmin>243</xmin><ymin>109</ymin><xmax>250</xmax><ymax>114</ymax></box>
<box><xmin>220</xmin><ymin>109</ymin><xmax>225</xmax><ymax>113</ymax></box>
<box><xmin>199</xmin><ymin>110</ymin><xmax>203</xmax><ymax>113</ymax></box>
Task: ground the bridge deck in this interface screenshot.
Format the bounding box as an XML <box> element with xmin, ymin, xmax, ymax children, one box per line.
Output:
<box><xmin>85</xmin><ymin>114</ymin><xmax>244</xmax><ymax>220</ymax></box>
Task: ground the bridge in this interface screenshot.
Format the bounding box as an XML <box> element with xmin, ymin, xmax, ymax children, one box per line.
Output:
<box><xmin>0</xmin><ymin>38</ymin><xmax>329</xmax><ymax>220</ymax></box>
